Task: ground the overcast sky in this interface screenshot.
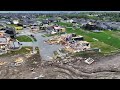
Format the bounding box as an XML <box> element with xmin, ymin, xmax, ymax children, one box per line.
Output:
<box><xmin>0</xmin><ymin>11</ymin><xmax>70</xmax><ymax>13</ymax></box>
<box><xmin>0</xmin><ymin>11</ymin><xmax>119</xmax><ymax>13</ymax></box>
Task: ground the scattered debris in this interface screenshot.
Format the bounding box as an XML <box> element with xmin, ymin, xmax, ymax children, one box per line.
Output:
<box><xmin>14</xmin><ymin>57</ymin><xmax>24</xmax><ymax>64</ymax></box>
<box><xmin>33</xmin><ymin>61</ymin><xmax>38</xmax><ymax>64</ymax></box>
<box><xmin>0</xmin><ymin>62</ymin><xmax>7</xmax><ymax>65</ymax></box>
<box><xmin>93</xmin><ymin>38</ymin><xmax>98</xmax><ymax>41</ymax></box>
<box><xmin>30</xmin><ymin>68</ymin><xmax>35</xmax><ymax>71</ymax></box>
<box><xmin>46</xmin><ymin>33</ymin><xmax>91</xmax><ymax>55</ymax></box>
<box><xmin>25</xmin><ymin>54</ymin><xmax>32</xmax><ymax>58</ymax></box>
<box><xmin>84</xmin><ymin>57</ymin><xmax>95</xmax><ymax>65</ymax></box>
<box><xmin>25</xmin><ymin>48</ymin><xmax>31</xmax><ymax>51</ymax></box>
<box><xmin>34</xmin><ymin>74</ymin><xmax>44</xmax><ymax>79</ymax></box>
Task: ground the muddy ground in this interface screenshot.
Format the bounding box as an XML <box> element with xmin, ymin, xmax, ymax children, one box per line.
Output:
<box><xmin>1</xmin><ymin>53</ymin><xmax>120</xmax><ymax>79</ymax></box>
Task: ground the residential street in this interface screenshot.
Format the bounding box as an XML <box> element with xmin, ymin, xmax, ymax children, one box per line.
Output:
<box><xmin>34</xmin><ymin>32</ymin><xmax>63</xmax><ymax>61</ymax></box>
<box><xmin>17</xmin><ymin>30</ymin><xmax>63</xmax><ymax>61</ymax></box>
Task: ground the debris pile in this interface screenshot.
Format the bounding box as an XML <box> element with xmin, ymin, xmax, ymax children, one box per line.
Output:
<box><xmin>0</xmin><ymin>61</ymin><xmax>7</xmax><ymax>66</ymax></box>
<box><xmin>44</xmin><ymin>36</ymin><xmax>62</xmax><ymax>45</ymax></box>
<box><xmin>53</xmin><ymin>48</ymin><xmax>68</xmax><ymax>60</ymax></box>
<box><xmin>44</xmin><ymin>54</ymin><xmax>83</xmax><ymax>66</ymax></box>
<box><xmin>84</xmin><ymin>57</ymin><xmax>95</xmax><ymax>65</ymax></box>
<box><xmin>45</xmin><ymin>33</ymin><xmax>91</xmax><ymax>53</ymax></box>
<box><xmin>11</xmin><ymin>57</ymin><xmax>25</xmax><ymax>66</ymax></box>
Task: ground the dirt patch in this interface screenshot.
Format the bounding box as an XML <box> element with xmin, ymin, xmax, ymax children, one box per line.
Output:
<box><xmin>1</xmin><ymin>52</ymin><xmax>120</xmax><ymax>79</ymax></box>
<box><xmin>25</xmin><ymin>53</ymin><xmax>41</xmax><ymax>68</ymax></box>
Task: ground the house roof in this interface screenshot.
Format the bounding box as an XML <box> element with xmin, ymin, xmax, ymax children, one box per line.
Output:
<box><xmin>5</xmin><ymin>27</ymin><xmax>16</xmax><ymax>35</ymax></box>
<box><xmin>48</xmin><ymin>18</ymin><xmax>56</xmax><ymax>21</ymax></box>
<box><xmin>0</xmin><ymin>38</ymin><xmax>7</xmax><ymax>44</ymax></box>
<box><xmin>47</xmin><ymin>26</ymin><xmax>54</xmax><ymax>30</ymax></box>
<box><xmin>42</xmin><ymin>20</ymin><xmax>49</xmax><ymax>24</ymax></box>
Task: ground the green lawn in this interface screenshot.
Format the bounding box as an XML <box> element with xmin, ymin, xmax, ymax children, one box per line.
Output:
<box><xmin>87</xmin><ymin>32</ymin><xmax>120</xmax><ymax>49</ymax></box>
<box><xmin>16</xmin><ymin>36</ymin><xmax>33</xmax><ymax>42</ymax></box>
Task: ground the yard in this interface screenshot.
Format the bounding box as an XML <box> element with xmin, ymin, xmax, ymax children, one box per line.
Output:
<box><xmin>0</xmin><ymin>47</ymin><xmax>39</xmax><ymax>57</ymax></box>
<box><xmin>16</xmin><ymin>35</ymin><xmax>33</xmax><ymax>42</ymax></box>
<box><xmin>0</xmin><ymin>47</ymin><xmax>32</xmax><ymax>57</ymax></box>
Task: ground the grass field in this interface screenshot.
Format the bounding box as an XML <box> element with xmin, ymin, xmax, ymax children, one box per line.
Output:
<box><xmin>66</xmin><ymin>28</ymin><xmax>120</xmax><ymax>54</ymax></box>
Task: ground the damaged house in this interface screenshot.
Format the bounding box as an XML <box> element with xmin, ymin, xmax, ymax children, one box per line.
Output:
<box><xmin>5</xmin><ymin>27</ymin><xmax>16</xmax><ymax>39</ymax></box>
<box><xmin>63</xmin><ymin>34</ymin><xmax>91</xmax><ymax>53</ymax></box>
<box><xmin>0</xmin><ymin>26</ymin><xmax>21</xmax><ymax>54</ymax></box>
<box><xmin>0</xmin><ymin>30</ymin><xmax>11</xmax><ymax>54</ymax></box>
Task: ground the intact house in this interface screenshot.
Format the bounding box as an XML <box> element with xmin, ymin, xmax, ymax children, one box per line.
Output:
<box><xmin>41</xmin><ymin>20</ymin><xmax>49</xmax><ymax>25</ymax></box>
<box><xmin>30</xmin><ymin>26</ymin><xmax>39</xmax><ymax>32</ymax></box>
<box><xmin>39</xmin><ymin>20</ymin><xmax>50</xmax><ymax>30</ymax></box>
<box><xmin>80</xmin><ymin>19</ymin><xmax>120</xmax><ymax>31</ymax></box>
<box><xmin>45</xmin><ymin>25</ymin><xmax>66</xmax><ymax>34</ymax></box>
<box><xmin>0</xmin><ymin>19</ymin><xmax>11</xmax><ymax>25</ymax></box>
<box><xmin>48</xmin><ymin>18</ymin><xmax>57</xmax><ymax>23</ymax></box>
<box><xmin>104</xmin><ymin>22</ymin><xmax>120</xmax><ymax>30</ymax></box>
<box><xmin>82</xmin><ymin>23</ymin><xmax>99</xmax><ymax>30</ymax></box>
<box><xmin>81</xmin><ymin>21</ymin><xmax>111</xmax><ymax>31</ymax></box>
<box><xmin>12</xmin><ymin>19</ymin><xmax>19</xmax><ymax>25</ymax></box>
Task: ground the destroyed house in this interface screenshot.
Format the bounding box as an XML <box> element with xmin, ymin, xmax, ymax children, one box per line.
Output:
<box><xmin>75</xmin><ymin>41</ymin><xmax>90</xmax><ymax>51</ymax></box>
<box><xmin>72</xmin><ymin>35</ymin><xmax>84</xmax><ymax>41</ymax></box>
<box><xmin>0</xmin><ymin>31</ymin><xmax>10</xmax><ymax>52</ymax></box>
<box><xmin>5</xmin><ymin>27</ymin><xmax>16</xmax><ymax>39</ymax></box>
<box><xmin>0</xmin><ymin>38</ymin><xmax>7</xmax><ymax>45</ymax></box>
<box><xmin>0</xmin><ymin>38</ymin><xmax>7</xmax><ymax>51</ymax></box>
<box><xmin>0</xmin><ymin>31</ymin><xmax>7</xmax><ymax>37</ymax></box>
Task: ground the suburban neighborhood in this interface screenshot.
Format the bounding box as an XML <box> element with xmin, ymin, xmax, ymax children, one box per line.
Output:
<box><xmin>0</xmin><ymin>11</ymin><xmax>120</xmax><ymax>79</ymax></box>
